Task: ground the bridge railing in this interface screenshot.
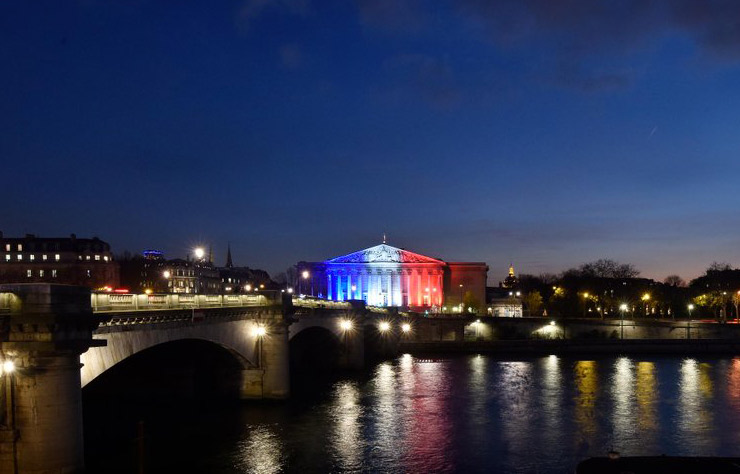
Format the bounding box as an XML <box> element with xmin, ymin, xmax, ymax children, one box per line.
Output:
<box><xmin>91</xmin><ymin>292</ymin><xmax>279</xmax><ymax>312</ymax></box>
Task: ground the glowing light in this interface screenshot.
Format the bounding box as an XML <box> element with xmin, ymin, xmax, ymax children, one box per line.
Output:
<box><xmin>583</xmin><ymin>292</ymin><xmax>589</xmax><ymax>298</ymax></box>
<box><xmin>688</xmin><ymin>304</ymin><xmax>695</xmax><ymax>310</ymax></box>
<box><xmin>2</xmin><ymin>360</ymin><xmax>15</xmax><ymax>374</ymax></box>
<box><xmin>340</xmin><ymin>320</ymin><xmax>353</xmax><ymax>331</ymax></box>
<box><xmin>245</xmin><ymin>284</ymin><xmax>252</xmax><ymax>291</ymax></box>
<box><xmin>259</xmin><ymin>284</ymin><xmax>265</xmax><ymax>289</ymax></box>
<box><xmin>378</xmin><ymin>321</ymin><xmax>390</xmax><ymax>332</ymax></box>
<box><xmin>252</xmin><ymin>326</ymin><xmax>267</xmax><ymax>337</ymax></box>
<box><xmin>401</xmin><ymin>323</ymin><xmax>411</xmax><ymax>333</ymax></box>
<box><xmin>163</xmin><ymin>270</ymin><xmax>171</xmax><ymax>279</ymax></box>
<box><xmin>619</xmin><ymin>303</ymin><xmax>628</xmax><ymax>311</ymax></box>
<box><xmin>302</xmin><ymin>270</ymin><xmax>310</xmax><ymax>279</ymax></box>
<box><xmin>287</xmin><ymin>288</ymin><xmax>294</xmax><ymax>294</ymax></box>
<box><xmin>515</xmin><ymin>291</ymin><xmax>521</xmax><ymax>296</ymax></box>
<box><xmin>113</xmin><ymin>288</ymin><xmax>129</xmax><ymax>293</ymax></box>
<box><xmin>642</xmin><ymin>293</ymin><xmax>651</xmax><ymax>301</ymax></box>
<box><xmin>144</xmin><ymin>289</ymin><xmax>152</xmax><ymax>295</ymax></box>
<box><xmin>550</xmin><ymin>320</ymin><xmax>556</xmax><ymax>326</ymax></box>
<box><xmin>194</xmin><ymin>247</ymin><xmax>205</xmax><ymax>259</ymax></box>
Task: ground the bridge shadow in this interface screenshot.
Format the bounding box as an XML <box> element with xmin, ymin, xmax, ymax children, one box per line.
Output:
<box><xmin>83</xmin><ymin>339</ymin><xmax>248</xmax><ymax>404</ymax></box>
<box><xmin>290</xmin><ymin>326</ymin><xmax>341</xmax><ymax>389</ymax></box>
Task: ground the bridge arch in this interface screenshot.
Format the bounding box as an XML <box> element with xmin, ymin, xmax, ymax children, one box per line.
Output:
<box><xmin>81</xmin><ymin>318</ymin><xmax>264</xmax><ymax>387</ymax></box>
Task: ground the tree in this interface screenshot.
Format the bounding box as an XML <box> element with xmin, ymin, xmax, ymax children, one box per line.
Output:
<box><xmin>664</xmin><ymin>275</ymin><xmax>686</xmax><ymax>287</ymax></box>
<box><xmin>522</xmin><ymin>291</ymin><xmax>543</xmax><ymax>317</ymax></box>
<box><xmin>576</xmin><ymin>259</ymin><xmax>640</xmax><ymax>279</ymax></box>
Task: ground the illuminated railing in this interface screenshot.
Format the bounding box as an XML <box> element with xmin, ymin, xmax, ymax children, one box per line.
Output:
<box><xmin>90</xmin><ymin>292</ymin><xmax>277</xmax><ymax>312</ymax></box>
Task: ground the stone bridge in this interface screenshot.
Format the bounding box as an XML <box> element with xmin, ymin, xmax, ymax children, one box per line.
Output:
<box><xmin>0</xmin><ymin>284</ymin><xmax>396</xmax><ymax>474</ymax></box>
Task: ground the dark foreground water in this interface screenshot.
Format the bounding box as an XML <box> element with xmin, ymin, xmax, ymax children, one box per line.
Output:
<box><xmin>84</xmin><ymin>354</ymin><xmax>740</xmax><ymax>473</ymax></box>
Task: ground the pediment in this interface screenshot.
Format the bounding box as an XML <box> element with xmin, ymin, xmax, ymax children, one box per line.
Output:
<box><xmin>325</xmin><ymin>244</ymin><xmax>444</xmax><ymax>264</ymax></box>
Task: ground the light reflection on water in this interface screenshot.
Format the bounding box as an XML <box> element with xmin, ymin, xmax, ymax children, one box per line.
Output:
<box><xmin>87</xmin><ymin>354</ymin><xmax>740</xmax><ymax>473</ymax></box>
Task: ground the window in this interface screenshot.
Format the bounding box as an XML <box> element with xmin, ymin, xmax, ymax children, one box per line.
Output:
<box><xmin>52</xmin><ymin>269</ymin><xmax>57</xmax><ymax>278</ymax></box>
<box><xmin>42</xmin><ymin>254</ymin><xmax>48</xmax><ymax>261</ymax></box>
<box><xmin>85</xmin><ymin>255</ymin><xmax>91</xmax><ymax>261</ymax></box>
<box><xmin>16</xmin><ymin>255</ymin><xmax>22</xmax><ymax>261</ymax></box>
<box><xmin>4</xmin><ymin>244</ymin><xmax>9</xmax><ymax>251</ymax></box>
<box><xmin>95</xmin><ymin>255</ymin><xmax>100</xmax><ymax>261</ymax></box>
<box><xmin>104</xmin><ymin>256</ymin><xmax>109</xmax><ymax>262</ymax></box>
<box><xmin>39</xmin><ymin>269</ymin><xmax>44</xmax><ymax>277</ymax></box>
<box><xmin>29</xmin><ymin>254</ymin><xmax>35</xmax><ymax>261</ymax></box>
<box><xmin>4</xmin><ymin>255</ymin><xmax>8</xmax><ymax>262</ymax></box>
<box><xmin>26</xmin><ymin>269</ymin><xmax>32</xmax><ymax>277</ymax></box>
<box><xmin>54</xmin><ymin>254</ymin><xmax>60</xmax><ymax>261</ymax></box>
<box><xmin>17</xmin><ymin>244</ymin><xmax>22</xmax><ymax>251</ymax></box>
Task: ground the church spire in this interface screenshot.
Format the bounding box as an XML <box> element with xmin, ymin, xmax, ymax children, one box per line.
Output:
<box><xmin>226</xmin><ymin>243</ymin><xmax>233</xmax><ymax>268</ymax></box>
<box><xmin>509</xmin><ymin>263</ymin><xmax>515</xmax><ymax>277</ymax></box>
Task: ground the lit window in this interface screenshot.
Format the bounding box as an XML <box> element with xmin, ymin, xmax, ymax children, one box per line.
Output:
<box><xmin>51</xmin><ymin>269</ymin><xmax>57</xmax><ymax>278</ymax></box>
<box><xmin>16</xmin><ymin>255</ymin><xmax>22</xmax><ymax>261</ymax></box>
<box><xmin>4</xmin><ymin>244</ymin><xmax>8</xmax><ymax>251</ymax></box>
<box><xmin>55</xmin><ymin>254</ymin><xmax>60</xmax><ymax>261</ymax></box>
<box><xmin>4</xmin><ymin>255</ymin><xmax>9</xmax><ymax>262</ymax></box>
<box><xmin>42</xmin><ymin>254</ymin><xmax>48</xmax><ymax>261</ymax></box>
<box><xmin>17</xmin><ymin>244</ymin><xmax>22</xmax><ymax>251</ymax></box>
<box><xmin>85</xmin><ymin>255</ymin><xmax>91</xmax><ymax>261</ymax></box>
<box><xmin>95</xmin><ymin>255</ymin><xmax>100</xmax><ymax>261</ymax></box>
<box><xmin>104</xmin><ymin>256</ymin><xmax>109</xmax><ymax>262</ymax></box>
<box><xmin>27</xmin><ymin>269</ymin><xmax>32</xmax><ymax>277</ymax></box>
<box><xmin>39</xmin><ymin>269</ymin><xmax>44</xmax><ymax>277</ymax></box>
<box><xmin>29</xmin><ymin>254</ymin><xmax>35</xmax><ymax>261</ymax></box>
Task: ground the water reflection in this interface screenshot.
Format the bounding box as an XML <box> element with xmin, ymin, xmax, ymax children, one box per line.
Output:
<box><xmin>404</xmin><ymin>359</ymin><xmax>454</xmax><ymax>473</ymax></box>
<box><xmin>236</xmin><ymin>425</ymin><xmax>284</xmax><ymax>474</ymax></box>
<box><xmin>677</xmin><ymin>359</ymin><xmax>716</xmax><ymax>454</ymax></box>
<box><xmin>497</xmin><ymin>361</ymin><xmax>535</xmax><ymax>469</ymax></box>
<box><xmin>330</xmin><ymin>381</ymin><xmax>364</xmax><ymax>471</ymax></box>
<box><xmin>611</xmin><ymin>357</ymin><xmax>635</xmax><ymax>449</ymax></box>
<box><xmin>574</xmin><ymin>360</ymin><xmax>599</xmax><ymax>440</ymax></box>
<box><xmin>635</xmin><ymin>361</ymin><xmax>657</xmax><ymax>435</ymax></box>
<box><xmin>539</xmin><ymin>355</ymin><xmax>563</xmax><ymax>465</ymax></box>
<box><xmin>369</xmin><ymin>362</ymin><xmax>403</xmax><ymax>468</ymax></box>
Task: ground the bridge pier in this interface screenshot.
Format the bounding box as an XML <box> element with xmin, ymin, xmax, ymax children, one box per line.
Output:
<box><xmin>239</xmin><ymin>320</ymin><xmax>290</xmax><ymax>399</ymax></box>
<box><xmin>0</xmin><ymin>284</ymin><xmax>101</xmax><ymax>474</ymax></box>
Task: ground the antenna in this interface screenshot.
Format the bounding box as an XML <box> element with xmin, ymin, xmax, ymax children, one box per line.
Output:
<box><xmin>383</xmin><ymin>233</ymin><xmax>387</xmax><ymax>244</ymax></box>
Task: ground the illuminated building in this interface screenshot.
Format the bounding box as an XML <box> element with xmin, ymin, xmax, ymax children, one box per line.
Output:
<box><xmin>296</xmin><ymin>240</ymin><xmax>488</xmax><ymax>313</ymax></box>
<box><xmin>0</xmin><ymin>232</ymin><xmax>119</xmax><ymax>288</ymax></box>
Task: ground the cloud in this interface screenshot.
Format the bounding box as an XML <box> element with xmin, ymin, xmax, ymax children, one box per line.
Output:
<box><xmin>383</xmin><ymin>54</ymin><xmax>461</xmax><ymax>108</ymax></box>
<box><xmin>279</xmin><ymin>43</ymin><xmax>303</xmax><ymax>69</ymax></box>
<box><xmin>236</xmin><ymin>0</ymin><xmax>309</xmax><ymax>31</ymax></box>
<box><xmin>355</xmin><ymin>0</ymin><xmax>429</xmax><ymax>33</ymax></box>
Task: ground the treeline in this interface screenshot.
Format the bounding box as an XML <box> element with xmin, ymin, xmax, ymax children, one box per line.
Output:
<box><xmin>517</xmin><ymin>259</ymin><xmax>740</xmax><ymax>320</ymax></box>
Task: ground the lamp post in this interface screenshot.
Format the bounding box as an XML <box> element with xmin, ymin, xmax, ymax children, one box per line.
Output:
<box><xmin>252</xmin><ymin>325</ymin><xmax>266</xmax><ymax>367</ymax></box>
<box><xmin>688</xmin><ymin>304</ymin><xmax>694</xmax><ymax>340</ymax></box>
<box><xmin>301</xmin><ymin>270</ymin><xmax>311</xmax><ymax>296</ymax></box>
<box><xmin>459</xmin><ymin>284</ymin><xmax>464</xmax><ymax>313</ymax></box>
<box><xmin>619</xmin><ymin>303</ymin><xmax>628</xmax><ymax>339</ymax></box>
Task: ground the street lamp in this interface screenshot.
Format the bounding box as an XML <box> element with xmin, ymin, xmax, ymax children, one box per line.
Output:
<box><xmin>688</xmin><ymin>304</ymin><xmax>694</xmax><ymax>339</ymax></box>
<box><xmin>378</xmin><ymin>321</ymin><xmax>390</xmax><ymax>332</ymax></box>
<box><xmin>163</xmin><ymin>270</ymin><xmax>171</xmax><ymax>279</ymax></box>
<box><xmin>194</xmin><ymin>247</ymin><xmax>205</xmax><ymax>260</ymax></box>
<box><xmin>619</xmin><ymin>303</ymin><xmax>628</xmax><ymax>339</ymax></box>
<box><xmin>459</xmin><ymin>284</ymin><xmax>464</xmax><ymax>313</ymax></box>
<box><xmin>401</xmin><ymin>322</ymin><xmax>411</xmax><ymax>333</ymax></box>
<box><xmin>252</xmin><ymin>325</ymin><xmax>266</xmax><ymax>366</ymax></box>
<box><xmin>340</xmin><ymin>320</ymin><xmax>353</xmax><ymax>331</ymax></box>
<box><xmin>351</xmin><ymin>285</ymin><xmax>357</xmax><ymax>299</ymax></box>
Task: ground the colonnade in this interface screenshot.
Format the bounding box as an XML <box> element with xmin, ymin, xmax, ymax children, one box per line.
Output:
<box><xmin>325</xmin><ymin>266</ymin><xmax>444</xmax><ymax>308</ymax></box>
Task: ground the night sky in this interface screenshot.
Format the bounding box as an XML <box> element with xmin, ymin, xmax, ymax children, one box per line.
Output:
<box><xmin>3</xmin><ymin>1</ymin><xmax>740</xmax><ymax>282</ymax></box>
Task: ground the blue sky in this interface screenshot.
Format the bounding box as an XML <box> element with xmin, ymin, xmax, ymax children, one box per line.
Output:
<box><xmin>3</xmin><ymin>0</ymin><xmax>740</xmax><ymax>282</ymax></box>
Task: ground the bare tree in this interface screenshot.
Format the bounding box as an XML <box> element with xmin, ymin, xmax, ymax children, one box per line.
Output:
<box><xmin>663</xmin><ymin>275</ymin><xmax>686</xmax><ymax>287</ymax></box>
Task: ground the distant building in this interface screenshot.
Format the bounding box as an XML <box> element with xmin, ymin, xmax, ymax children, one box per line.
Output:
<box><xmin>0</xmin><ymin>232</ymin><xmax>119</xmax><ymax>288</ymax></box>
<box><xmin>487</xmin><ymin>264</ymin><xmax>524</xmax><ymax>317</ymax></box>
<box><xmin>297</xmin><ymin>240</ymin><xmax>488</xmax><ymax>314</ymax></box>
<box><xmin>118</xmin><ymin>244</ymin><xmax>274</xmax><ymax>294</ymax></box>
<box><xmin>500</xmin><ymin>264</ymin><xmax>519</xmax><ymax>289</ymax></box>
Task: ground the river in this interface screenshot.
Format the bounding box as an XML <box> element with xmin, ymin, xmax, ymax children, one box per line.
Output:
<box><xmin>83</xmin><ymin>354</ymin><xmax>740</xmax><ymax>473</ymax></box>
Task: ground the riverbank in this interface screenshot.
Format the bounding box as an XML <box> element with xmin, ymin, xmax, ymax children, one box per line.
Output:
<box><xmin>399</xmin><ymin>338</ymin><xmax>740</xmax><ymax>355</ymax></box>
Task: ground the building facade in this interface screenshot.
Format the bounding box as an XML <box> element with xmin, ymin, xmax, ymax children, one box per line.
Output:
<box><xmin>297</xmin><ymin>242</ymin><xmax>488</xmax><ymax>313</ymax></box>
<box><xmin>0</xmin><ymin>232</ymin><xmax>119</xmax><ymax>288</ymax></box>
